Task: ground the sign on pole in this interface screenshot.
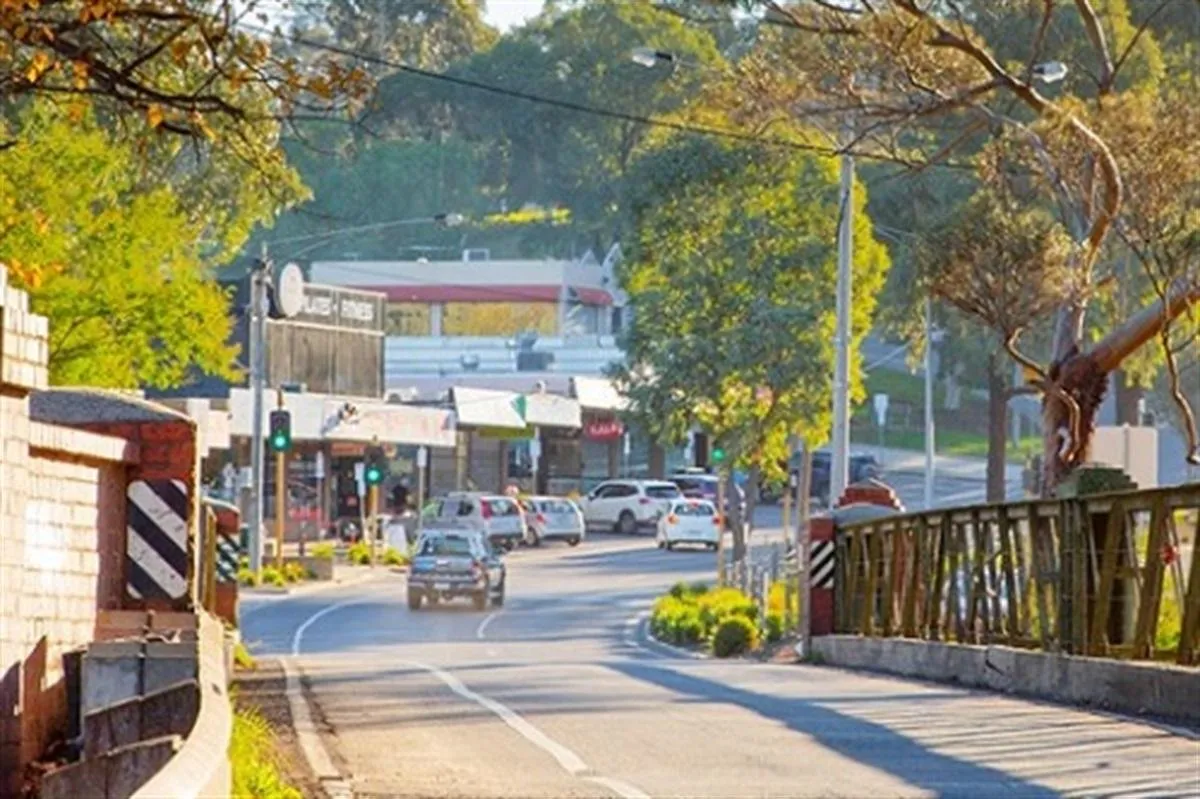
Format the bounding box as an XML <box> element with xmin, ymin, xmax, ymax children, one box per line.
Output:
<box><xmin>416</xmin><ymin>446</ymin><xmax>428</xmax><ymax>469</ymax></box>
<box><xmin>353</xmin><ymin>462</ymin><xmax>365</xmax><ymax>496</ymax></box>
<box><xmin>873</xmin><ymin>393</ymin><xmax>890</xmax><ymax>427</ymax></box>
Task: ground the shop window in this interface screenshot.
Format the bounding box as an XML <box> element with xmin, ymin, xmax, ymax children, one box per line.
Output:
<box><xmin>443</xmin><ymin>302</ymin><xmax>557</xmax><ymax>336</ymax></box>
<box><xmin>386</xmin><ymin>302</ymin><xmax>431</xmax><ymax>335</ymax></box>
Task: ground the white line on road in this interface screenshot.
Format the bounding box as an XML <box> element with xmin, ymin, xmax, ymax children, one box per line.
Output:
<box><xmin>476</xmin><ymin>610</ymin><xmax>501</xmax><ymax>639</ymax></box>
<box><xmin>402</xmin><ymin>657</ymin><xmax>650</xmax><ymax>799</ymax></box>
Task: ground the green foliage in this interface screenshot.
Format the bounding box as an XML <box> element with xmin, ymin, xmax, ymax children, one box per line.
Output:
<box><xmin>347</xmin><ymin>541</ymin><xmax>372</xmax><ymax>566</ymax></box>
<box><xmin>309</xmin><ymin>542</ymin><xmax>336</xmax><ymax>560</ymax></box>
<box><xmin>237</xmin><ymin>567</ymin><xmax>260</xmax><ymax>588</ymax></box>
<box><xmin>233</xmin><ymin>642</ymin><xmax>257</xmax><ymax>671</ymax></box>
<box><xmin>282</xmin><ymin>562</ymin><xmax>309</xmax><ymax>584</ymax></box>
<box><xmin>651</xmin><ymin>584</ymin><xmax>757</xmax><ymax>648</ymax></box>
<box><xmin>229</xmin><ymin>705</ymin><xmax>303</xmax><ymax>799</ymax></box>
<box><xmin>712</xmin><ymin>616</ymin><xmax>759</xmax><ymax>658</ymax></box>
<box><xmin>0</xmin><ymin>103</ymin><xmax>240</xmax><ymax>388</ymax></box>
<box><xmin>764</xmin><ymin>613</ymin><xmax>784</xmax><ymax>644</ymax></box>
<box><xmin>260</xmin><ymin>566</ymin><xmax>286</xmax><ymax>588</ymax></box>
<box><xmin>382</xmin><ymin>547</ymin><xmax>409</xmax><ymax>567</ymax></box>
<box><xmin>614</xmin><ymin>133</ymin><xmax>890</xmax><ymax>478</ymax></box>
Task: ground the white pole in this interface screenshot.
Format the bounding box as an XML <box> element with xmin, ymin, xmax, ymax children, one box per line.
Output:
<box><xmin>924</xmin><ymin>296</ymin><xmax>936</xmax><ymax>510</ymax></box>
<box><xmin>248</xmin><ymin>248</ymin><xmax>269</xmax><ymax>576</ymax></box>
<box><xmin>830</xmin><ymin>140</ymin><xmax>854</xmax><ymax>506</ymax></box>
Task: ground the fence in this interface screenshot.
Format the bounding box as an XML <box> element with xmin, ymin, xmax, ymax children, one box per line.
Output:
<box><xmin>835</xmin><ymin>483</ymin><xmax>1200</xmax><ymax>665</ymax></box>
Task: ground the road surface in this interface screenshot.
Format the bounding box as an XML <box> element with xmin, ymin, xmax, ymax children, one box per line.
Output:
<box><xmin>243</xmin><ymin>535</ymin><xmax>1200</xmax><ymax>798</ymax></box>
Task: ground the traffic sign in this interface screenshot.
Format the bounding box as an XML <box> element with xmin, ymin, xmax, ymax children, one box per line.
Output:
<box><xmin>873</xmin><ymin>393</ymin><xmax>890</xmax><ymax>427</ymax></box>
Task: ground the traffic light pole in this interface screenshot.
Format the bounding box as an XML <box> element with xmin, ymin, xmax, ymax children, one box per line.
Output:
<box><xmin>367</xmin><ymin>484</ymin><xmax>379</xmax><ymax>566</ymax></box>
<box><xmin>275</xmin><ymin>390</ymin><xmax>286</xmax><ymax>570</ymax></box>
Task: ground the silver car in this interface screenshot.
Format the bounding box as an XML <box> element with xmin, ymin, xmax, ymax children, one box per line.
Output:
<box><xmin>520</xmin><ymin>496</ymin><xmax>585</xmax><ymax>547</ymax></box>
<box><xmin>423</xmin><ymin>492</ymin><xmax>528</xmax><ymax>551</ymax></box>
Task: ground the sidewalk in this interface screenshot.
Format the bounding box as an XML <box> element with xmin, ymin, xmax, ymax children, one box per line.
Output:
<box><xmin>859</xmin><ymin>445</ymin><xmax>1024</xmax><ymax>482</ymax></box>
<box><xmin>240</xmin><ymin>561</ymin><xmax>388</xmax><ymax>598</ymax></box>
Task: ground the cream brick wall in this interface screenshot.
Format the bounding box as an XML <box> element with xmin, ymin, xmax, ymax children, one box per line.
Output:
<box><xmin>0</xmin><ymin>266</ymin><xmax>135</xmax><ymax>794</ymax></box>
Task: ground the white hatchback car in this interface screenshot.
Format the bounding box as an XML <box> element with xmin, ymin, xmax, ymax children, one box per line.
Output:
<box><xmin>424</xmin><ymin>492</ymin><xmax>527</xmax><ymax>551</ymax></box>
<box><xmin>580</xmin><ymin>480</ymin><xmax>683</xmax><ymax>534</ymax></box>
<box><xmin>520</xmin><ymin>496</ymin><xmax>584</xmax><ymax>547</ymax></box>
<box><xmin>656</xmin><ymin>499</ymin><xmax>721</xmax><ymax>551</ymax></box>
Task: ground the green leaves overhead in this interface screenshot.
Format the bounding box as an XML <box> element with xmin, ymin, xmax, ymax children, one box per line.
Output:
<box><xmin>613</xmin><ymin>132</ymin><xmax>890</xmax><ymax>478</ymax></box>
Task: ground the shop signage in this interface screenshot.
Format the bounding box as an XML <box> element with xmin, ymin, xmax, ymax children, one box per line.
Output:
<box><xmin>292</xmin><ymin>284</ymin><xmax>384</xmax><ymax>333</ymax></box>
<box><xmin>584</xmin><ymin>419</ymin><xmax>624</xmax><ymax>441</ymax></box>
<box><xmin>478</xmin><ymin>425</ymin><xmax>533</xmax><ymax>441</ymax></box>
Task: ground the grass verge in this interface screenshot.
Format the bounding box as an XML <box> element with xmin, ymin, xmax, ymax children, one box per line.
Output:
<box><xmin>229</xmin><ymin>700</ymin><xmax>304</xmax><ymax>799</ymax></box>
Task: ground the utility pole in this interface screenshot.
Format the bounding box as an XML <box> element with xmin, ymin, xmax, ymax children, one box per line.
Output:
<box><xmin>924</xmin><ymin>296</ymin><xmax>937</xmax><ymax>510</ymax></box>
<box><xmin>796</xmin><ymin>445</ymin><xmax>814</xmax><ymax>654</ymax></box>
<box><xmin>830</xmin><ymin>130</ymin><xmax>854</xmax><ymax>506</ymax></box>
<box><xmin>247</xmin><ymin>246</ymin><xmax>270</xmax><ymax>579</ymax></box>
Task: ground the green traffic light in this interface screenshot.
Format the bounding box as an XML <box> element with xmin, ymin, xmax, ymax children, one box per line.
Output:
<box><xmin>365</xmin><ymin>467</ymin><xmax>382</xmax><ymax>484</ymax></box>
<box><xmin>272</xmin><ymin>435</ymin><xmax>287</xmax><ymax>449</ymax></box>
<box><xmin>712</xmin><ymin>448</ymin><xmax>726</xmax><ymax>463</ymax></box>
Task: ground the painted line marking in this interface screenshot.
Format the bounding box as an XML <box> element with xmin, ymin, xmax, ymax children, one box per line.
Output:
<box><xmin>584</xmin><ymin>776</ymin><xmax>652</xmax><ymax>799</ymax></box>
<box><xmin>476</xmin><ymin>611</ymin><xmax>501</xmax><ymax>639</ymax></box>
<box><xmin>624</xmin><ymin>613</ymin><xmax>706</xmax><ymax>660</ymax></box>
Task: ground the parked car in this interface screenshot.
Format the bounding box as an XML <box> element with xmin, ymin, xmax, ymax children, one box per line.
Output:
<box><xmin>760</xmin><ymin>451</ymin><xmax>884</xmax><ymax>504</ymax></box>
<box><xmin>422</xmin><ymin>492</ymin><xmax>527</xmax><ymax>551</ymax></box>
<box><xmin>668</xmin><ymin>471</ymin><xmax>746</xmax><ymax>522</ymax></box>
<box><xmin>579</xmin><ymin>480</ymin><xmax>683</xmax><ymax>534</ymax></box>
<box><xmin>656</xmin><ymin>499</ymin><xmax>721</xmax><ymax>551</ymax></box>
<box><xmin>407</xmin><ymin>525</ymin><xmax>505</xmax><ymax>611</ymax></box>
<box><xmin>519</xmin><ymin>496</ymin><xmax>584</xmax><ymax>547</ymax></box>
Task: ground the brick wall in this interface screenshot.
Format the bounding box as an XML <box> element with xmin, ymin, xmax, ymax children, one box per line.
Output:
<box><xmin>0</xmin><ymin>268</ymin><xmax>140</xmax><ymax>797</ymax></box>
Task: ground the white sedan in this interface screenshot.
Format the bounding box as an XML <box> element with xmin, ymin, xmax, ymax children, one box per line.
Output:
<box><xmin>656</xmin><ymin>499</ymin><xmax>721</xmax><ymax>551</ymax></box>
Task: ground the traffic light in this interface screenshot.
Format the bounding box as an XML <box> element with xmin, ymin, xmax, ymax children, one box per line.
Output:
<box><xmin>268</xmin><ymin>410</ymin><xmax>292</xmax><ymax>453</ymax></box>
<box><xmin>711</xmin><ymin>447</ymin><xmax>726</xmax><ymax>464</ymax></box>
<box><xmin>364</xmin><ymin>445</ymin><xmax>387</xmax><ymax>486</ymax></box>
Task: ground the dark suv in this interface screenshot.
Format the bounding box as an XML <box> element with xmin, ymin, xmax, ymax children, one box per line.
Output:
<box><xmin>760</xmin><ymin>451</ymin><xmax>882</xmax><ymax>504</ymax></box>
<box><xmin>668</xmin><ymin>472</ymin><xmax>746</xmax><ymax>524</ymax></box>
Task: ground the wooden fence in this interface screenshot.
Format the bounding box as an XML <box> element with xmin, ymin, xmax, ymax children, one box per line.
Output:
<box><xmin>835</xmin><ymin>483</ymin><xmax>1200</xmax><ymax>665</ymax></box>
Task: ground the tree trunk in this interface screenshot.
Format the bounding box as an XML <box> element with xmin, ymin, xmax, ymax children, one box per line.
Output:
<box><xmin>744</xmin><ymin>463</ymin><xmax>761</xmax><ymax>537</ymax></box>
<box><xmin>1113</xmin><ymin>370</ymin><xmax>1142</xmax><ymax>425</ymax></box>
<box><xmin>725</xmin><ymin>470</ymin><xmax>747</xmax><ymax>568</ymax></box>
<box><xmin>986</xmin><ymin>352</ymin><xmax>1008</xmax><ymax>503</ymax></box>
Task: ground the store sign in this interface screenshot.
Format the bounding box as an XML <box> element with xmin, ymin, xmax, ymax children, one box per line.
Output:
<box><xmin>584</xmin><ymin>419</ymin><xmax>624</xmax><ymax>441</ymax></box>
<box><xmin>478</xmin><ymin>425</ymin><xmax>533</xmax><ymax>441</ymax></box>
<box><xmin>292</xmin><ymin>284</ymin><xmax>384</xmax><ymax>333</ymax></box>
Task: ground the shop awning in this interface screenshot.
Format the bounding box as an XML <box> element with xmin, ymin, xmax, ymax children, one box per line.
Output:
<box><xmin>452</xmin><ymin>387</ymin><xmax>526</xmax><ymax>429</ymax></box>
<box><xmin>523</xmin><ymin>393</ymin><xmax>581</xmax><ymax>429</ymax></box>
<box><xmin>571</xmin><ymin>376</ymin><xmax>627</xmax><ymax>412</ymax></box>
<box><xmin>322</xmin><ymin>400</ymin><xmax>456</xmax><ymax>448</ymax></box>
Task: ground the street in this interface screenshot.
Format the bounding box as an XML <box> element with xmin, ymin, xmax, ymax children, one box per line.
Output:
<box><xmin>243</xmin><ymin>535</ymin><xmax>1200</xmax><ymax>799</ymax></box>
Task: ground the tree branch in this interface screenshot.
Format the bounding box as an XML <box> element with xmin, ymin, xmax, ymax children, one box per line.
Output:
<box><xmin>1072</xmin><ymin>0</ymin><xmax>1115</xmax><ymax>93</ymax></box>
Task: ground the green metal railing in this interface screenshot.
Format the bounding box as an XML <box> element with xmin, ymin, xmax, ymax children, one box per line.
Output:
<box><xmin>835</xmin><ymin>483</ymin><xmax>1200</xmax><ymax>665</ymax></box>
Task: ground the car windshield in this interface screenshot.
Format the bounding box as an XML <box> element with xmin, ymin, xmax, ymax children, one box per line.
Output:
<box><xmin>418</xmin><ymin>535</ymin><xmax>474</xmax><ymax>557</ymax></box>
<box><xmin>674</xmin><ymin>501</ymin><xmax>715</xmax><ymax>516</ymax></box>
<box><xmin>645</xmin><ymin>484</ymin><xmax>682</xmax><ymax>499</ymax></box>
<box><xmin>538</xmin><ymin>499</ymin><xmax>575</xmax><ymax>513</ymax></box>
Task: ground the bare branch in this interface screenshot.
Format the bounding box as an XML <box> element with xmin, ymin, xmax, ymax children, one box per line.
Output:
<box><xmin>1072</xmin><ymin>0</ymin><xmax>1116</xmax><ymax>92</ymax></box>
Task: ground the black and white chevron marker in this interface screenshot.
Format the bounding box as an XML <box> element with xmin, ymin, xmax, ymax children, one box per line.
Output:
<box><xmin>126</xmin><ymin>479</ymin><xmax>190</xmax><ymax>601</ymax></box>
<box><xmin>811</xmin><ymin>540</ymin><xmax>836</xmax><ymax>589</ymax></box>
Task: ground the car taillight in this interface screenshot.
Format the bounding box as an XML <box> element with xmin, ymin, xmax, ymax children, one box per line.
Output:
<box><xmin>667</xmin><ymin>514</ymin><xmax>679</xmax><ymax>524</ymax></box>
<box><xmin>638</xmin><ymin>497</ymin><xmax>652</xmax><ymax>505</ymax></box>
<box><xmin>712</xmin><ymin>515</ymin><xmax>721</xmax><ymax>525</ymax></box>
<box><xmin>536</xmin><ymin>513</ymin><xmax>546</xmax><ymax>524</ymax></box>
<box><xmin>481</xmin><ymin>503</ymin><xmax>493</xmax><ymax>519</ymax></box>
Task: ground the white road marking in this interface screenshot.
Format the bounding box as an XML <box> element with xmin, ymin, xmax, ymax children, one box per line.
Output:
<box><xmin>402</xmin><ymin>657</ymin><xmax>650</xmax><ymax>799</ymax></box>
<box><xmin>476</xmin><ymin>611</ymin><xmax>501</xmax><ymax>639</ymax></box>
<box><xmin>624</xmin><ymin>612</ymin><xmax>705</xmax><ymax>660</ymax></box>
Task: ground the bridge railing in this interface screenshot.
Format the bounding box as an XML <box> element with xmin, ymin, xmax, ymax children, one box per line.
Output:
<box><xmin>834</xmin><ymin>483</ymin><xmax>1200</xmax><ymax>665</ymax></box>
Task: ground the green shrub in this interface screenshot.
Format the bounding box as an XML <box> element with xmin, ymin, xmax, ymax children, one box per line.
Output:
<box><xmin>309</xmin><ymin>541</ymin><xmax>336</xmax><ymax>560</ymax></box>
<box><xmin>765</xmin><ymin>612</ymin><xmax>784</xmax><ymax>643</ymax></box>
<box><xmin>260</xmin><ymin>566</ymin><xmax>285</xmax><ymax>587</ymax></box>
<box><xmin>282</xmin><ymin>562</ymin><xmax>308</xmax><ymax>583</ymax></box>
<box><xmin>695</xmin><ymin>587</ymin><xmax>757</xmax><ymax>638</ymax></box>
<box><xmin>382</xmin><ymin>547</ymin><xmax>409</xmax><ymax>567</ymax></box>
<box><xmin>347</xmin><ymin>541</ymin><xmax>371</xmax><ymax>565</ymax></box>
<box><xmin>669</xmin><ymin>581</ymin><xmax>689</xmax><ymax>599</ymax></box>
<box><xmin>712</xmin><ymin>616</ymin><xmax>759</xmax><ymax>658</ymax></box>
<box><xmin>688</xmin><ymin>580</ymin><xmax>710</xmax><ymax>596</ymax></box>
<box><xmin>233</xmin><ymin>642</ymin><xmax>256</xmax><ymax>670</ymax></box>
<box><xmin>237</xmin><ymin>567</ymin><xmax>260</xmax><ymax>587</ymax></box>
<box><xmin>230</xmin><ymin>705</ymin><xmax>303</xmax><ymax>799</ymax></box>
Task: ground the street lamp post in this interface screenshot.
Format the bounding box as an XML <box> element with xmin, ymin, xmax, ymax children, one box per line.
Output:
<box><xmin>830</xmin><ymin>127</ymin><xmax>854</xmax><ymax>506</ymax></box>
<box><xmin>924</xmin><ymin>297</ymin><xmax>936</xmax><ymax>510</ymax></box>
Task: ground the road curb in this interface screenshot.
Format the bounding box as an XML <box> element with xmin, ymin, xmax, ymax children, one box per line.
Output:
<box><xmin>242</xmin><ymin>567</ymin><xmax>388</xmax><ymax>598</ymax></box>
<box><xmin>629</xmin><ymin>613</ymin><xmax>708</xmax><ymax>660</ymax></box>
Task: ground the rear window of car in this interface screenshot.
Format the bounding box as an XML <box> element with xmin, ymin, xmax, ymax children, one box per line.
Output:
<box><xmin>485</xmin><ymin>498</ymin><xmax>521</xmax><ymax>516</ymax></box>
<box><xmin>537</xmin><ymin>499</ymin><xmax>576</xmax><ymax>514</ymax></box>
<box><xmin>418</xmin><ymin>535</ymin><xmax>474</xmax><ymax>556</ymax></box>
<box><xmin>674</xmin><ymin>501</ymin><xmax>715</xmax><ymax>516</ymax></box>
<box><xmin>645</xmin><ymin>484</ymin><xmax>683</xmax><ymax>499</ymax></box>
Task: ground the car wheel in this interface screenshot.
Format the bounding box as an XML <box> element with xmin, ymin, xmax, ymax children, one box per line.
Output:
<box><xmin>708</xmin><ymin>543</ymin><xmax>719</xmax><ymax>552</ymax></box>
<box><xmin>491</xmin><ymin>588</ymin><xmax>505</xmax><ymax>608</ymax></box>
<box><xmin>567</xmin><ymin>537</ymin><xmax>581</xmax><ymax>547</ymax></box>
<box><xmin>472</xmin><ymin>591</ymin><xmax>487</xmax><ymax>611</ymax></box>
<box><xmin>407</xmin><ymin>589</ymin><xmax>422</xmax><ymax>611</ymax></box>
<box><xmin>656</xmin><ymin>537</ymin><xmax>665</xmax><ymax>549</ymax></box>
<box><xmin>617</xmin><ymin>511</ymin><xmax>637</xmax><ymax>535</ymax></box>
<box><xmin>665</xmin><ymin>541</ymin><xmax>674</xmax><ymax>551</ymax></box>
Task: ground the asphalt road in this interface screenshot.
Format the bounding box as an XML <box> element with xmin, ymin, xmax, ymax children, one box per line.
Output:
<box><xmin>243</xmin><ymin>535</ymin><xmax>1200</xmax><ymax>799</ymax></box>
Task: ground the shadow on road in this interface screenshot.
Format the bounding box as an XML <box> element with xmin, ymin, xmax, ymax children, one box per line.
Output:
<box><xmin>605</xmin><ymin>660</ymin><xmax>1060</xmax><ymax>798</ymax></box>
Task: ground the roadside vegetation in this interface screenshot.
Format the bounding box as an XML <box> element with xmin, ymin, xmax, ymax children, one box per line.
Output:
<box><xmin>229</xmin><ymin>700</ymin><xmax>303</xmax><ymax>799</ymax></box>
